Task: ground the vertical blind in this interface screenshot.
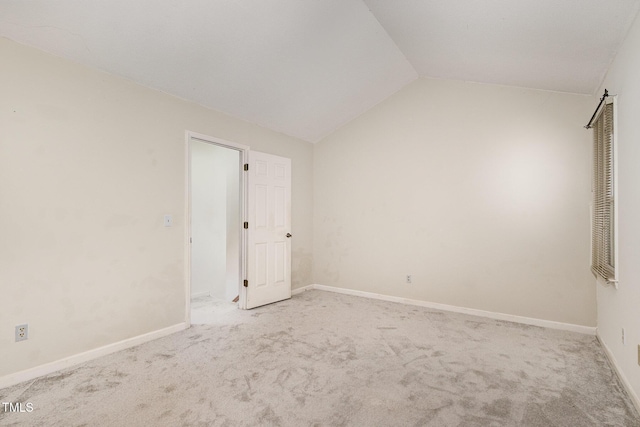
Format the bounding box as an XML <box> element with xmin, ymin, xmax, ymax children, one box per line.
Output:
<box><xmin>591</xmin><ymin>102</ymin><xmax>615</xmax><ymax>283</ymax></box>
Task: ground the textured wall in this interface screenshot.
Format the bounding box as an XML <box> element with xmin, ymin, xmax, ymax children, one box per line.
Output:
<box><xmin>313</xmin><ymin>77</ymin><xmax>595</xmax><ymax>326</ymax></box>
<box><xmin>0</xmin><ymin>37</ymin><xmax>313</xmax><ymax>377</ymax></box>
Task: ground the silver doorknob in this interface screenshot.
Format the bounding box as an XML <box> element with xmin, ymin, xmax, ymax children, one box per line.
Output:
<box><xmin>286</xmin><ymin>233</ymin><xmax>292</xmax><ymax>238</ymax></box>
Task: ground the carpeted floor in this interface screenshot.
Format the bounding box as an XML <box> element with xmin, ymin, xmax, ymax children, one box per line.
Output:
<box><xmin>1</xmin><ymin>289</ymin><xmax>638</xmax><ymax>426</ymax></box>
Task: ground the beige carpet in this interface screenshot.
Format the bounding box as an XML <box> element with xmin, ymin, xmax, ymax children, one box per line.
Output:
<box><xmin>1</xmin><ymin>290</ymin><xmax>638</xmax><ymax>426</ymax></box>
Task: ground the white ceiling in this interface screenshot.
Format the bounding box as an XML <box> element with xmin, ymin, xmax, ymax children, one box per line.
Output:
<box><xmin>364</xmin><ymin>0</ymin><xmax>640</xmax><ymax>95</ymax></box>
<box><xmin>1</xmin><ymin>1</ymin><xmax>639</xmax><ymax>142</ymax></box>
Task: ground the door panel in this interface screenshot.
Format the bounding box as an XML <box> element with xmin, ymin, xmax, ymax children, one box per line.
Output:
<box><xmin>245</xmin><ymin>151</ymin><xmax>291</xmax><ymax>309</ymax></box>
<box><xmin>255</xmin><ymin>243</ymin><xmax>268</xmax><ymax>287</ymax></box>
<box><xmin>255</xmin><ymin>185</ymin><xmax>268</xmax><ymax>228</ymax></box>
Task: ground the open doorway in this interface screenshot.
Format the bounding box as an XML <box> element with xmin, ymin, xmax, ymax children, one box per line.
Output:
<box><xmin>186</xmin><ymin>131</ymin><xmax>293</xmax><ymax>322</ymax></box>
<box><xmin>188</xmin><ymin>133</ymin><xmax>245</xmax><ymax>323</ymax></box>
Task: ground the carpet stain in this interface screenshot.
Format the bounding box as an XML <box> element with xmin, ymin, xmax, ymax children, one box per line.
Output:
<box><xmin>258</xmin><ymin>405</ymin><xmax>282</xmax><ymax>425</ymax></box>
<box><xmin>484</xmin><ymin>397</ymin><xmax>513</xmax><ymax>418</ymax></box>
<box><xmin>155</xmin><ymin>353</ymin><xmax>174</xmax><ymax>360</ymax></box>
<box><xmin>74</xmin><ymin>383</ymin><xmax>99</xmax><ymax>393</ymax></box>
<box><xmin>235</xmin><ymin>390</ymin><xmax>251</xmax><ymax>402</ymax></box>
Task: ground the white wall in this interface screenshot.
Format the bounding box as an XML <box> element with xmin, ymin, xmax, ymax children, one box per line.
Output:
<box><xmin>595</xmin><ymin>12</ymin><xmax>640</xmax><ymax>405</ymax></box>
<box><xmin>313</xmin><ymin>77</ymin><xmax>595</xmax><ymax>326</ymax></box>
<box><xmin>0</xmin><ymin>37</ymin><xmax>313</xmax><ymax>378</ymax></box>
<box><xmin>190</xmin><ymin>141</ymin><xmax>240</xmax><ymax>300</ymax></box>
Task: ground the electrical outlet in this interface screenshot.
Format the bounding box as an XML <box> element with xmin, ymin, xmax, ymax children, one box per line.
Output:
<box><xmin>15</xmin><ymin>324</ymin><xmax>28</xmax><ymax>342</ymax></box>
<box><xmin>406</xmin><ymin>275</ymin><xmax>412</xmax><ymax>284</ymax></box>
<box><xmin>622</xmin><ymin>328</ymin><xmax>626</xmax><ymax>345</ymax></box>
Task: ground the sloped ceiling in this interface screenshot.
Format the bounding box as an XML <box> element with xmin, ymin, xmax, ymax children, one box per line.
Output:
<box><xmin>364</xmin><ymin>0</ymin><xmax>640</xmax><ymax>95</ymax></box>
<box><xmin>1</xmin><ymin>1</ymin><xmax>639</xmax><ymax>142</ymax></box>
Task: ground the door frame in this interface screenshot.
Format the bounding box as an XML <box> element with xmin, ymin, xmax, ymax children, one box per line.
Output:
<box><xmin>185</xmin><ymin>131</ymin><xmax>249</xmax><ymax>325</ymax></box>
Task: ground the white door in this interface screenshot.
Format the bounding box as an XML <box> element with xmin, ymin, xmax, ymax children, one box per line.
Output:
<box><xmin>245</xmin><ymin>151</ymin><xmax>292</xmax><ymax>309</ymax></box>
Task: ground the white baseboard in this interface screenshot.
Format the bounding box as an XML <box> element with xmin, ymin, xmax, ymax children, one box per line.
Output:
<box><xmin>597</xmin><ymin>332</ymin><xmax>640</xmax><ymax>415</ymax></box>
<box><xmin>0</xmin><ymin>322</ymin><xmax>188</xmax><ymax>390</ymax></box>
<box><xmin>291</xmin><ymin>285</ymin><xmax>314</xmax><ymax>296</ymax></box>
<box><xmin>307</xmin><ymin>284</ymin><xmax>596</xmax><ymax>335</ymax></box>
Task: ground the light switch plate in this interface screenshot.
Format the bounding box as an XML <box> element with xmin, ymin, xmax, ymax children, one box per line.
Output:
<box><xmin>164</xmin><ymin>215</ymin><xmax>172</xmax><ymax>227</ymax></box>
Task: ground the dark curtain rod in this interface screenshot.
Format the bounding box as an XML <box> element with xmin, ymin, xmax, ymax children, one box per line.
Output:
<box><xmin>585</xmin><ymin>89</ymin><xmax>609</xmax><ymax>129</ymax></box>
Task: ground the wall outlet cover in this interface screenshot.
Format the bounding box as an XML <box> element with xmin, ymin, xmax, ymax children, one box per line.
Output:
<box><xmin>15</xmin><ymin>324</ymin><xmax>28</xmax><ymax>342</ymax></box>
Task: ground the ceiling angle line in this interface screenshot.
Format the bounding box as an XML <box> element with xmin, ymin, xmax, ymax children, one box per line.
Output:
<box><xmin>585</xmin><ymin>89</ymin><xmax>609</xmax><ymax>129</ymax></box>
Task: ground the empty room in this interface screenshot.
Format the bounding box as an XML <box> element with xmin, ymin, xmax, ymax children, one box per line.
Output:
<box><xmin>2</xmin><ymin>1</ymin><xmax>640</xmax><ymax>425</ymax></box>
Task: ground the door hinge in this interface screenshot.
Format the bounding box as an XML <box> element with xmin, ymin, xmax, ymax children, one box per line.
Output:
<box><xmin>244</xmin><ymin>163</ymin><xmax>249</xmax><ymax>171</ymax></box>
<box><xmin>189</xmin><ymin>237</ymin><xmax>192</xmax><ymax>243</ymax></box>
<box><xmin>243</xmin><ymin>279</ymin><xmax>248</xmax><ymax>287</ymax></box>
<box><xmin>244</xmin><ymin>222</ymin><xmax>248</xmax><ymax>229</ymax></box>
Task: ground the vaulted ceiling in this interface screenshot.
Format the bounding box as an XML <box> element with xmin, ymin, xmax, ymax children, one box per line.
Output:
<box><xmin>1</xmin><ymin>1</ymin><xmax>639</xmax><ymax>142</ymax></box>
